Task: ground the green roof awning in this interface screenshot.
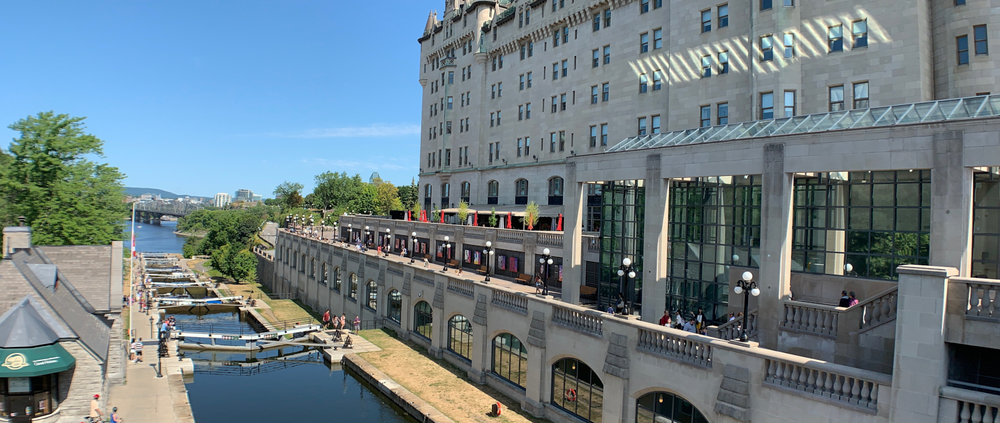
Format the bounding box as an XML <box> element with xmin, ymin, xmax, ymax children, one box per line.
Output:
<box><xmin>0</xmin><ymin>344</ymin><xmax>75</xmax><ymax>377</ymax></box>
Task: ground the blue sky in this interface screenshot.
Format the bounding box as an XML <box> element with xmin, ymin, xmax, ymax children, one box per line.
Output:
<box><xmin>0</xmin><ymin>1</ymin><xmax>440</xmax><ymax>198</ymax></box>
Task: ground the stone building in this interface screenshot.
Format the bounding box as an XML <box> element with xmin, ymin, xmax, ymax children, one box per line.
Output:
<box><xmin>0</xmin><ymin>225</ymin><xmax>125</xmax><ymax>422</ymax></box>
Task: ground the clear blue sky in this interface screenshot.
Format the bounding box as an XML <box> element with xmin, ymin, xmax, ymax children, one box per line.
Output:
<box><xmin>0</xmin><ymin>1</ymin><xmax>440</xmax><ymax>198</ymax></box>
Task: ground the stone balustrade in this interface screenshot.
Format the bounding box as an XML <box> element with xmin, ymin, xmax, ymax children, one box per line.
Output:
<box><xmin>966</xmin><ymin>280</ymin><xmax>1000</xmax><ymax>321</ymax></box>
<box><xmin>939</xmin><ymin>386</ymin><xmax>1000</xmax><ymax>423</ymax></box>
<box><xmin>858</xmin><ymin>287</ymin><xmax>898</xmax><ymax>332</ymax></box>
<box><xmin>637</xmin><ymin>326</ymin><xmax>713</xmax><ymax>368</ymax></box>
<box><xmin>447</xmin><ymin>279</ymin><xmax>475</xmax><ymax>298</ymax></box>
<box><xmin>491</xmin><ymin>290</ymin><xmax>528</xmax><ymax>315</ymax></box>
<box><xmin>551</xmin><ymin>304</ymin><xmax>603</xmax><ymax>337</ymax></box>
<box><xmin>715</xmin><ymin>309</ymin><xmax>758</xmax><ymax>341</ymax></box>
<box><xmin>763</xmin><ymin>354</ymin><xmax>889</xmax><ymax>412</ymax></box>
<box><xmin>584</xmin><ymin>234</ymin><xmax>600</xmax><ymax>252</ymax></box>
<box><xmin>496</xmin><ymin>228</ymin><xmax>524</xmax><ymax>244</ymax></box>
<box><xmin>781</xmin><ymin>300</ymin><xmax>842</xmax><ymax>338</ymax></box>
<box><xmin>536</xmin><ymin>233</ymin><xmax>562</xmax><ymax>247</ymax></box>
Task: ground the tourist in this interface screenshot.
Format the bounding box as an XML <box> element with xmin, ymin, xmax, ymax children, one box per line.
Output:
<box><xmin>683</xmin><ymin>320</ymin><xmax>696</xmax><ymax>333</ymax></box>
<box><xmin>605</xmin><ymin>304</ymin><xmax>614</xmax><ymax>314</ymax></box>
<box><xmin>849</xmin><ymin>291</ymin><xmax>859</xmax><ymax>307</ymax></box>
<box><xmin>322</xmin><ymin>310</ymin><xmax>331</xmax><ymax>329</ymax></box>
<box><xmin>377</xmin><ymin>245</ymin><xmax>382</xmax><ymax>256</ymax></box>
<box><xmin>456</xmin><ymin>267</ymin><xmax>463</xmax><ymax>276</ymax></box>
<box><xmin>134</xmin><ymin>338</ymin><xmax>143</xmax><ymax>363</ymax></box>
<box><xmin>111</xmin><ymin>406</ymin><xmax>123</xmax><ymax>423</ymax></box>
<box><xmin>658</xmin><ymin>310</ymin><xmax>671</xmax><ymax>326</ymax></box>
<box><xmin>129</xmin><ymin>338</ymin><xmax>136</xmax><ymax>362</ymax></box>
<box><xmin>89</xmin><ymin>394</ymin><xmax>104</xmax><ymax>423</ymax></box>
<box><xmin>159</xmin><ymin>320</ymin><xmax>170</xmax><ymax>340</ymax></box>
<box><xmin>401</xmin><ymin>247</ymin><xmax>408</xmax><ymax>257</ymax></box>
<box><xmin>674</xmin><ymin>311</ymin><xmax>685</xmax><ymax>329</ymax></box>
<box><xmin>353</xmin><ymin>315</ymin><xmax>361</xmax><ymax>332</ymax></box>
<box><xmin>695</xmin><ymin>308</ymin><xmax>706</xmax><ymax>332</ymax></box>
<box><xmin>534</xmin><ymin>275</ymin><xmax>543</xmax><ymax>294</ymax></box>
<box><xmin>423</xmin><ymin>258</ymin><xmax>430</xmax><ymax>268</ymax></box>
<box><xmin>729</xmin><ymin>313</ymin><xmax>736</xmax><ymax>322</ymax></box>
<box><xmin>838</xmin><ymin>291</ymin><xmax>851</xmax><ymax>307</ymax></box>
<box><xmin>615</xmin><ymin>293</ymin><xmax>626</xmax><ymax>314</ymax></box>
<box><xmin>340</xmin><ymin>314</ymin><xmax>347</xmax><ymax>330</ymax></box>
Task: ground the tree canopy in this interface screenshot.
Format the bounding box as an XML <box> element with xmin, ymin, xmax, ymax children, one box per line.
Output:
<box><xmin>0</xmin><ymin>112</ymin><xmax>127</xmax><ymax>246</ymax></box>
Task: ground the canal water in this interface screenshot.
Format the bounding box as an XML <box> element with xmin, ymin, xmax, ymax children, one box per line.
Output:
<box><xmin>131</xmin><ymin>220</ymin><xmax>415</xmax><ymax>422</ymax></box>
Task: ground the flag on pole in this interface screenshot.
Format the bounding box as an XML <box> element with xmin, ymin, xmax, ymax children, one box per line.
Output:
<box><xmin>130</xmin><ymin>203</ymin><xmax>137</xmax><ymax>258</ymax></box>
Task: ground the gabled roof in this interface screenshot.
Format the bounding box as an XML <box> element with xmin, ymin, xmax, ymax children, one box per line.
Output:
<box><xmin>0</xmin><ymin>296</ymin><xmax>75</xmax><ymax>348</ymax></box>
<box><xmin>36</xmin><ymin>246</ymin><xmax>112</xmax><ymax>312</ymax></box>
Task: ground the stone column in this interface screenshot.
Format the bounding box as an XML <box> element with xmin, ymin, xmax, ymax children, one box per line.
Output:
<box><xmin>930</xmin><ymin>131</ymin><xmax>973</xmax><ymax>276</ymax></box>
<box><xmin>562</xmin><ymin>161</ymin><xmax>585</xmax><ymax>305</ymax></box>
<box><xmin>756</xmin><ymin>143</ymin><xmax>793</xmax><ymax>349</ymax></box>
<box><xmin>889</xmin><ymin>265</ymin><xmax>957</xmax><ymax>423</ymax></box>
<box><xmin>524</xmin><ymin>308</ymin><xmax>548</xmax><ymax>417</ymax></box>
<box><xmin>642</xmin><ymin>155</ymin><xmax>668</xmax><ymax>323</ymax></box>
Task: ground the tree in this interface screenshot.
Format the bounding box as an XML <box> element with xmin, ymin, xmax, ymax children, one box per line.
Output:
<box><xmin>313</xmin><ymin>172</ymin><xmax>363</xmax><ymax>211</ymax></box>
<box><xmin>524</xmin><ymin>202</ymin><xmax>540</xmax><ymax>230</ymax></box>
<box><xmin>349</xmin><ymin>184</ymin><xmax>378</xmax><ymax>215</ymax></box>
<box><xmin>457</xmin><ymin>201</ymin><xmax>469</xmax><ymax>225</ymax></box>
<box><xmin>397</xmin><ymin>178</ymin><xmax>419</xmax><ymax>211</ymax></box>
<box><xmin>0</xmin><ymin>112</ymin><xmax>127</xmax><ymax>246</ymax></box>
<box><xmin>375</xmin><ymin>182</ymin><xmax>403</xmax><ymax>216</ymax></box>
<box><xmin>210</xmin><ymin>244</ymin><xmax>233</xmax><ymax>277</ymax></box>
<box><xmin>227</xmin><ymin>248</ymin><xmax>258</xmax><ymax>284</ymax></box>
<box><xmin>489</xmin><ymin>207</ymin><xmax>498</xmax><ymax>228</ymax></box>
<box><xmin>431</xmin><ymin>204</ymin><xmax>440</xmax><ymax>222</ymax></box>
<box><xmin>273</xmin><ymin>181</ymin><xmax>304</xmax><ymax>210</ymax></box>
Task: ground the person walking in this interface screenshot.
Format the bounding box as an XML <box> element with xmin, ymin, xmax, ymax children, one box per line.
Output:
<box><xmin>111</xmin><ymin>406</ymin><xmax>124</xmax><ymax>423</ymax></box>
<box><xmin>353</xmin><ymin>315</ymin><xmax>361</xmax><ymax>332</ymax></box>
<box><xmin>322</xmin><ymin>310</ymin><xmax>331</xmax><ymax>330</ymax></box>
<box><xmin>134</xmin><ymin>338</ymin><xmax>143</xmax><ymax>363</ymax></box>
<box><xmin>129</xmin><ymin>338</ymin><xmax>136</xmax><ymax>363</ymax></box>
<box><xmin>340</xmin><ymin>314</ymin><xmax>347</xmax><ymax>331</ymax></box>
<box><xmin>848</xmin><ymin>291</ymin><xmax>859</xmax><ymax>307</ymax></box>
<box><xmin>838</xmin><ymin>290</ymin><xmax>851</xmax><ymax>307</ymax></box>
<box><xmin>89</xmin><ymin>394</ymin><xmax>104</xmax><ymax>423</ymax></box>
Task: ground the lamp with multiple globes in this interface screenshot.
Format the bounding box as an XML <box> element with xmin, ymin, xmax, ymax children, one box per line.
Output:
<box><xmin>733</xmin><ymin>271</ymin><xmax>759</xmax><ymax>342</ymax></box>
<box><xmin>483</xmin><ymin>241</ymin><xmax>495</xmax><ymax>281</ymax></box>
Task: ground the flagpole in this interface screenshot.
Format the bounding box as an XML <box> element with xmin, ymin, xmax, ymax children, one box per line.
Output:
<box><xmin>130</xmin><ymin>202</ymin><xmax>136</xmax><ymax>296</ymax></box>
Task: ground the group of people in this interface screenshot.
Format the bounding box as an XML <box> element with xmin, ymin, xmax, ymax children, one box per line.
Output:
<box><xmin>839</xmin><ymin>291</ymin><xmax>860</xmax><ymax>307</ymax></box>
<box><xmin>322</xmin><ymin>310</ymin><xmax>362</xmax><ymax>332</ymax></box>
<box><xmin>128</xmin><ymin>338</ymin><xmax>145</xmax><ymax>364</ymax></box>
<box><xmin>658</xmin><ymin>308</ymin><xmax>710</xmax><ymax>335</ymax></box>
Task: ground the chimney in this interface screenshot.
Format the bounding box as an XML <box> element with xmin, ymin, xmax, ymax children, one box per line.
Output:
<box><xmin>3</xmin><ymin>217</ymin><xmax>32</xmax><ymax>259</ymax></box>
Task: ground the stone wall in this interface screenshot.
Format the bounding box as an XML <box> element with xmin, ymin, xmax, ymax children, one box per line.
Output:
<box><xmin>58</xmin><ymin>340</ymin><xmax>107</xmax><ymax>422</ymax></box>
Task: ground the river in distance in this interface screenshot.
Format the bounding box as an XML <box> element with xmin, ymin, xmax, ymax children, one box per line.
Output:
<box><xmin>126</xmin><ymin>220</ymin><xmax>187</xmax><ymax>254</ymax></box>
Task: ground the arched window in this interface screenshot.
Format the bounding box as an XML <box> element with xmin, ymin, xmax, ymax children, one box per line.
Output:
<box><xmin>366</xmin><ymin>280</ymin><xmax>378</xmax><ymax>311</ymax></box>
<box><xmin>636</xmin><ymin>392</ymin><xmax>708</xmax><ymax>423</ymax></box>
<box><xmin>349</xmin><ymin>273</ymin><xmax>358</xmax><ymax>300</ymax></box>
<box><xmin>552</xmin><ymin>358</ymin><xmax>604</xmax><ymax>422</ymax></box>
<box><xmin>300</xmin><ymin>254</ymin><xmax>306</xmax><ymax>273</ymax></box>
<box><xmin>333</xmin><ymin>267</ymin><xmax>342</xmax><ymax>292</ymax></box>
<box><xmin>460</xmin><ymin>181</ymin><xmax>471</xmax><ymax>203</ymax></box>
<box><xmin>413</xmin><ymin>301</ymin><xmax>433</xmax><ymax>339</ymax></box>
<box><xmin>548</xmin><ymin>176</ymin><xmax>564</xmax><ymax>205</ymax></box>
<box><xmin>441</xmin><ymin>183</ymin><xmax>451</xmax><ymax>207</ymax></box>
<box><xmin>388</xmin><ymin>290</ymin><xmax>402</xmax><ymax>323</ymax></box>
<box><xmin>447</xmin><ymin>315</ymin><xmax>473</xmax><ymax>362</ymax></box>
<box><xmin>515</xmin><ymin>179</ymin><xmax>529</xmax><ymax>205</ymax></box>
<box><xmin>492</xmin><ymin>333</ymin><xmax>528</xmax><ymax>389</ymax></box>
<box><xmin>310</xmin><ymin>258</ymin><xmax>316</xmax><ymax>278</ymax></box>
<box><xmin>488</xmin><ymin>180</ymin><xmax>499</xmax><ymax>204</ymax></box>
<box><xmin>321</xmin><ymin>262</ymin><xmax>328</xmax><ymax>285</ymax></box>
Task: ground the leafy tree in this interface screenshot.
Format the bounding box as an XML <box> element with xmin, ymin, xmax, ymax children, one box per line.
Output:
<box><xmin>181</xmin><ymin>236</ymin><xmax>202</xmax><ymax>258</ymax></box>
<box><xmin>210</xmin><ymin>244</ymin><xmax>233</xmax><ymax>277</ymax></box>
<box><xmin>227</xmin><ymin>248</ymin><xmax>258</xmax><ymax>284</ymax></box>
<box><xmin>397</xmin><ymin>178</ymin><xmax>419</xmax><ymax>211</ymax></box>
<box><xmin>375</xmin><ymin>181</ymin><xmax>403</xmax><ymax>216</ymax></box>
<box><xmin>457</xmin><ymin>201</ymin><xmax>469</xmax><ymax>225</ymax></box>
<box><xmin>0</xmin><ymin>112</ymin><xmax>127</xmax><ymax>246</ymax></box>
<box><xmin>313</xmin><ymin>172</ymin><xmax>364</xmax><ymax>211</ymax></box>
<box><xmin>350</xmin><ymin>184</ymin><xmax>378</xmax><ymax>215</ymax></box>
<box><xmin>431</xmin><ymin>204</ymin><xmax>440</xmax><ymax>222</ymax></box>
<box><xmin>524</xmin><ymin>201</ymin><xmax>540</xmax><ymax>230</ymax></box>
<box><xmin>489</xmin><ymin>207</ymin><xmax>498</xmax><ymax>228</ymax></box>
<box><xmin>303</xmin><ymin>193</ymin><xmax>316</xmax><ymax>208</ymax></box>
<box><xmin>273</xmin><ymin>181</ymin><xmax>304</xmax><ymax>210</ymax></box>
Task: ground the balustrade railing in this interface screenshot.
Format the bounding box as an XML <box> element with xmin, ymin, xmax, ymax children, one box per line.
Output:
<box><xmin>551</xmin><ymin>305</ymin><xmax>603</xmax><ymax>336</ymax></box>
<box><xmin>781</xmin><ymin>301</ymin><xmax>841</xmax><ymax>337</ymax></box>
<box><xmin>537</xmin><ymin>233</ymin><xmax>562</xmax><ymax>247</ymax></box>
<box><xmin>447</xmin><ymin>279</ymin><xmax>475</xmax><ymax>298</ymax></box>
<box><xmin>716</xmin><ymin>309</ymin><xmax>757</xmax><ymax>341</ymax></box>
<box><xmin>584</xmin><ymin>235</ymin><xmax>600</xmax><ymax>252</ymax></box>
<box><xmin>966</xmin><ymin>280</ymin><xmax>1000</xmax><ymax>321</ymax></box>
<box><xmin>858</xmin><ymin>287</ymin><xmax>898</xmax><ymax>332</ymax></box>
<box><xmin>496</xmin><ymin>229</ymin><xmax>524</xmax><ymax>244</ymax></box>
<box><xmin>491</xmin><ymin>290</ymin><xmax>528</xmax><ymax>314</ymax></box>
<box><xmin>940</xmin><ymin>386</ymin><xmax>1000</xmax><ymax>423</ymax></box>
<box><xmin>637</xmin><ymin>327</ymin><xmax>713</xmax><ymax>368</ymax></box>
<box><xmin>763</xmin><ymin>357</ymin><xmax>886</xmax><ymax>411</ymax></box>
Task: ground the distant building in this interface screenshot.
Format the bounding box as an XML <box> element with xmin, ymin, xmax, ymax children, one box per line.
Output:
<box><xmin>251</xmin><ymin>194</ymin><xmax>262</xmax><ymax>203</ymax></box>
<box><xmin>138</xmin><ymin>194</ymin><xmax>153</xmax><ymax>202</ymax></box>
<box><xmin>213</xmin><ymin>192</ymin><xmax>232</xmax><ymax>208</ymax></box>
<box><xmin>234</xmin><ymin>189</ymin><xmax>254</xmax><ymax>203</ymax></box>
<box><xmin>369</xmin><ymin>172</ymin><xmax>381</xmax><ymax>184</ymax></box>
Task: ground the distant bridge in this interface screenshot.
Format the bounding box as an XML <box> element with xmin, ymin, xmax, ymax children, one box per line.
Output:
<box><xmin>133</xmin><ymin>201</ymin><xmax>203</xmax><ymax>224</ymax></box>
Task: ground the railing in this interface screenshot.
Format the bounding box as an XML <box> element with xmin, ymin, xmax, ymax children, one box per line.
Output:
<box><xmin>584</xmin><ymin>235</ymin><xmax>600</xmax><ymax>252</ymax></box>
<box><xmin>465</xmin><ymin>228</ymin><xmax>486</xmax><ymax>239</ymax></box>
<box><xmin>940</xmin><ymin>386</ymin><xmax>1000</xmax><ymax>423</ymax></box>
<box><xmin>763</xmin><ymin>356</ymin><xmax>887</xmax><ymax>412</ymax></box>
<box><xmin>781</xmin><ymin>301</ymin><xmax>841</xmax><ymax>338</ymax></box>
<box><xmin>537</xmin><ymin>233</ymin><xmax>562</xmax><ymax>247</ymax></box>
<box><xmin>496</xmin><ymin>229</ymin><xmax>524</xmax><ymax>244</ymax></box>
<box><xmin>447</xmin><ymin>279</ymin><xmax>475</xmax><ymax>298</ymax></box>
<box><xmin>551</xmin><ymin>305</ymin><xmax>603</xmax><ymax>337</ymax></box>
<box><xmin>716</xmin><ymin>309</ymin><xmax>758</xmax><ymax>341</ymax></box>
<box><xmin>491</xmin><ymin>290</ymin><xmax>528</xmax><ymax>315</ymax></box>
<box><xmin>637</xmin><ymin>327</ymin><xmax>713</xmax><ymax>368</ymax></box>
<box><xmin>966</xmin><ymin>280</ymin><xmax>1000</xmax><ymax>321</ymax></box>
<box><xmin>858</xmin><ymin>287</ymin><xmax>898</xmax><ymax>332</ymax></box>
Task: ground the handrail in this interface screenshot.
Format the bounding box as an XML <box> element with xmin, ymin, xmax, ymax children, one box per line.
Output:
<box><xmin>551</xmin><ymin>304</ymin><xmax>603</xmax><ymax>337</ymax></box>
<box><xmin>961</xmin><ymin>278</ymin><xmax>1000</xmax><ymax>320</ymax></box>
<box><xmin>763</xmin><ymin>355</ymin><xmax>886</xmax><ymax>412</ymax></box>
<box><xmin>715</xmin><ymin>309</ymin><xmax>758</xmax><ymax>341</ymax></box>
<box><xmin>781</xmin><ymin>300</ymin><xmax>843</xmax><ymax>338</ymax></box>
<box><xmin>855</xmin><ymin>286</ymin><xmax>898</xmax><ymax>332</ymax></box>
<box><xmin>940</xmin><ymin>386</ymin><xmax>1000</xmax><ymax>423</ymax></box>
<box><xmin>637</xmin><ymin>326</ymin><xmax>713</xmax><ymax>368</ymax></box>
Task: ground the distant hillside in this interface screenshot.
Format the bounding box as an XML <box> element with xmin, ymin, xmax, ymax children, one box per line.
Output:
<box><xmin>126</xmin><ymin>187</ymin><xmax>208</xmax><ymax>200</ymax></box>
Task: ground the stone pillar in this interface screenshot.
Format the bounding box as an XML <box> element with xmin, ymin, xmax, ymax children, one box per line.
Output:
<box><xmin>642</xmin><ymin>155</ymin><xmax>668</xmax><ymax>323</ymax></box>
<box><xmin>889</xmin><ymin>265</ymin><xmax>957</xmax><ymax>423</ymax></box>
<box><xmin>524</xmin><ymin>309</ymin><xmax>548</xmax><ymax>417</ymax></box>
<box><xmin>930</xmin><ymin>131</ymin><xmax>973</xmax><ymax>276</ymax></box>
<box><xmin>562</xmin><ymin>161</ymin><xmax>585</xmax><ymax>305</ymax></box>
<box><xmin>429</xmin><ymin>281</ymin><xmax>445</xmax><ymax>358</ymax></box>
<box><xmin>756</xmin><ymin>143</ymin><xmax>793</xmax><ymax>349</ymax></box>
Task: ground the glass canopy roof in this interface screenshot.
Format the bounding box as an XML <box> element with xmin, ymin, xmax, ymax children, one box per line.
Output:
<box><xmin>605</xmin><ymin>95</ymin><xmax>1000</xmax><ymax>153</ymax></box>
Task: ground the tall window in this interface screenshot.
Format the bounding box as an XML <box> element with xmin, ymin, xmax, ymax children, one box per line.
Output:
<box><xmin>516</xmin><ymin>179</ymin><xmax>529</xmax><ymax>198</ymax></box>
<box><xmin>591</xmin><ymin>86</ymin><xmax>599</xmax><ymax>104</ymax></box>
<box><xmin>792</xmin><ymin>171</ymin><xmax>931</xmax><ymax>279</ymax></box>
<box><xmin>701</xmin><ymin>56</ymin><xmax>712</xmax><ymax>77</ymax></box>
<box><xmin>829</xmin><ymin>25</ymin><xmax>844</xmax><ymax>52</ymax></box>
<box><xmin>488</xmin><ymin>180</ymin><xmax>499</xmax><ymax>204</ymax></box>
<box><xmin>562</xmin><ymin>60</ymin><xmax>568</xmax><ymax>77</ymax></box>
<box><xmin>654</xmin><ymin>29</ymin><xmax>663</xmax><ymax>49</ymax></box>
<box><xmin>602</xmin><ymin>83</ymin><xmax>610</xmax><ymax>101</ymax></box>
<box><xmin>461</xmin><ymin>181</ymin><xmax>471</xmax><ymax>203</ymax></box>
<box><xmin>603</xmin><ymin>45</ymin><xmax>611</xmax><ymax>64</ymax></box>
<box><xmin>592</xmin><ymin>49</ymin><xmax>600</xmax><ymax>68</ymax></box>
<box><xmin>388</xmin><ymin>290</ymin><xmax>402</xmax><ymax>323</ymax></box>
<box><xmin>551</xmin><ymin>358</ymin><xmax>604</xmax><ymax>423</ymax></box>
<box><xmin>719</xmin><ymin>4</ymin><xmax>729</xmax><ymax>28</ymax></box>
<box><xmin>601</xmin><ymin>123</ymin><xmax>609</xmax><ymax>146</ymax></box>
<box><xmin>518</xmin><ymin>139</ymin><xmax>523</xmax><ymax>157</ymax></box>
<box><xmin>550</xmin><ymin>133</ymin><xmax>557</xmax><ymax>153</ymax></box>
<box><xmin>761</xmin><ymin>92</ymin><xmax>774</xmax><ymax>119</ymax></box>
<box><xmin>549</xmin><ymin>177</ymin><xmax>565</xmax><ymax>205</ymax></box>
<box><xmin>590</xmin><ymin>126</ymin><xmax>598</xmax><ymax>147</ymax></box>
<box><xmin>972</xmin><ymin>168</ymin><xmax>1000</xmax><ymax>279</ymax></box>
<box><xmin>761</xmin><ymin>0</ymin><xmax>772</xmax><ymax>10</ymax></box>
<box><xmin>853</xmin><ymin>20</ymin><xmax>868</xmax><ymax>48</ymax></box>
<box><xmin>349</xmin><ymin>273</ymin><xmax>359</xmax><ymax>300</ymax></box>
<box><xmin>718</xmin><ymin>103</ymin><xmax>729</xmax><ymax>125</ymax></box>
<box><xmin>321</xmin><ymin>262</ymin><xmax>328</xmax><ymax>285</ymax></box>
<box><xmin>640</xmin><ymin>33</ymin><xmax>649</xmax><ymax>53</ymax></box>
<box><xmin>761</xmin><ymin>35</ymin><xmax>773</xmax><ymax>61</ymax></box>
<box><xmin>958</xmin><ymin>35</ymin><xmax>970</xmax><ymax>65</ymax></box>
<box><xmin>652</xmin><ymin>115</ymin><xmax>661</xmax><ymax>134</ymax></box>
<box><xmin>638</xmin><ymin>117</ymin><xmax>647</xmax><ymax>135</ymax></box>
<box><xmin>653</xmin><ymin>70</ymin><xmax>663</xmax><ymax>90</ymax></box>
<box><xmin>333</xmin><ymin>267</ymin><xmax>342</xmax><ymax>292</ymax></box>
<box><xmin>413</xmin><ymin>301</ymin><xmax>433</xmax><ymax>340</ymax></box>
<box><xmin>447</xmin><ymin>315</ymin><xmax>473</xmax><ymax>362</ymax></box>
<box><xmin>637</xmin><ymin>392</ymin><xmax>709</xmax><ymax>423</ymax></box>
<box><xmin>641</xmin><ymin>0</ymin><xmax>650</xmax><ymax>13</ymax></box>
<box><xmin>702</xmin><ymin>10</ymin><xmax>712</xmax><ymax>32</ymax></box>
<box><xmin>593</xmin><ymin>13</ymin><xmax>600</xmax><ymax>31</ymax></box>
<box><xmin>719</xmin><ymin>51</ymin><xmax>729</xmax><ymax>74</ymax></box>
<box><xmin>366</xmin><ymin>280</ymin><xmax>378</xmax><ymax>311</ymax></box>
<box><xmin>830</xmin><ymin>85</ymin><xmax>845</xmax><ymax>111</ymax></box>
<box><xmin>700</xmin><ymin>106</ymin><xmax>711</xmax><ymax>127</ymax></box>
<box><xmin>604</xmin><ymin>9</ymin><xmax>611</xmax><ymax>27</ymax></box>
<box><xmin>492</xmin><ymin>333</ymin><xmax>528</xmax><ymax>389</ymax></box>
<box><xmin>784</xmin><ymin>91</ymin><xmax>796</xmax><ymax>117</ymax></box>
<box><xmin>975</xmin><ymin>25</ymin><xmax>989</xmax><ymax>55</ymax></box>
<box><xmin>640</xmin><ymin>73</ymin><xmax>649</xmax><ymax>91</ymax></box>
<box><xmin>784</xmin><ymin>33</ymin><xmax>795</xmax><ymax>58</ymax></box>
<box><xmin>853</xmin><ymin>82</ymin><xmax>869</xmax><ymax>108</ymax></box>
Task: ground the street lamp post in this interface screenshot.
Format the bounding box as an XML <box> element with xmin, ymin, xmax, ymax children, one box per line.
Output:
<box><xmin>385</xmin><ymin>228</ymin><xmax>392</xmax><ymax>257</ymax></box>
<box><xmin>483</xmin><ymin>241</ymin><xmax>494</xmax><ymax>282</ymax></box>
<box><xmin>365</xmin><ymin>226</ymin><xmax>370</xmax><ymax>246</ymax></box>
<box><xmin>733</xmin><ymin>271</ymin><xmax>760</xmax><ymax>342</ymax></box>
<box><xmin>538</xmin><ymin>248</ymin><xmax>553</xmax><ymax>295</ymax></box>
<box><xmin>410</xmin><ymin>232</ymin><xmax>418</xmax><ymax>264</ymax></box>
<box><xmin>442</xmin><ymin>236</ymin><xmax>451</xmax><ymax>272</ymax></box>
<box><xmin>617</xmin><ymin>258</ymin><xmax>637</xmax><ymax>315</ymax></box>
<box><xmin>348</xmin><ymin>223</ymin><xmax>353</xmax><ymax>243</ymax></box>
